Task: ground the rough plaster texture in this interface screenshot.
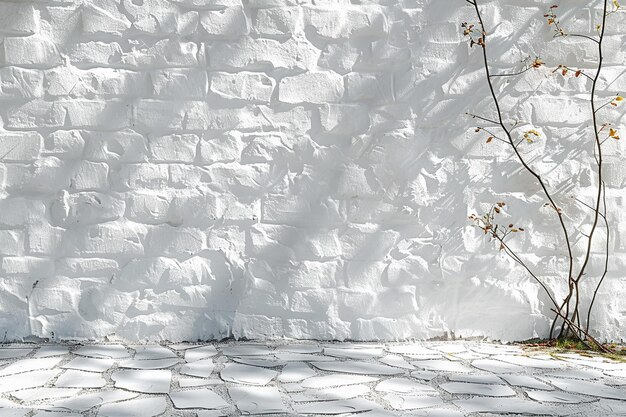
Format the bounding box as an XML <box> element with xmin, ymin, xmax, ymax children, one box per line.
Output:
<box><xmin>0</xmin><ymin>0</ymin><xmax>625</xmax><ymax>342</ymax></box>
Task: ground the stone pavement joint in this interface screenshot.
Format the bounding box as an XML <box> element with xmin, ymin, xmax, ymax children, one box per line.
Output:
<box><xmin>0</xmin><ymin>341</ymin><xmax>624</xmax><ymax>416</ymax></box>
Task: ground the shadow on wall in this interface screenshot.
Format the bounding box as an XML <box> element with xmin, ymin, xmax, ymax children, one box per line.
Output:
<box><xmin>1</xmin><ymin>0</ymin><xmax>621</xmax><ymax>342</ymax></box>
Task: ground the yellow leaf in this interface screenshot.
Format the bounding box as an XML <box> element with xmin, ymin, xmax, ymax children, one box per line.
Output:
<box><xmin>616</xmin><ymin>96</ymin><xmax>624</xmax><ymax>101</ymax></box>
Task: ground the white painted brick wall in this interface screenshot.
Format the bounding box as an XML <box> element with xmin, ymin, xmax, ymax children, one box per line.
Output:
<box><xmin>0</xmin><ymin>0</ymin><xmax>624</xmax><ymax>342</ymax></box>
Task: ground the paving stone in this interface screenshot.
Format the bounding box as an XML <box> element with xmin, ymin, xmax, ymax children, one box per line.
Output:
<box><xmin>379</xmin><ymin>354</ymin><xmax>415</xmax><ymax>370</ymax></box>
<box><xmin>410</xmin><ymin>370</ymin><xmax>438</xmax><ymax>381</ymax></box>
<box><xmin>34</xmin><ymin>346</ymin><xmax>69</xmax><ymax>358</ymax></box>
<box><xmin>0</xmin><ymin>357</ymin><xmax>63</xmax><ymax>376</ymax></box>
<box><xmin>499</xmin><ymin>374</ymin><xmax>554</xmax><ymax>390</ymax></box>
<box><xmin>220</xmin><ymin>363</ymin><xmax>277</xmax><ymax>385</ymax></box>
<box><xmin>48</xmin><ymin>390</ymin><xmax>139</xmax><ymax>412</ymax></box>
<box><xmin>179</xmin><ymin>377</ymin><xmax>223</xmax><ymax>387</ymax></box>
<box><xmin>547</xmin><ymin>368</ymin><xmax>604</xmax><ymax>380</ymax></box>
<box><xmin>11</xmin><ymin>388</ymin><xmax>80</xmax><ymax>402</ymax></box>
<box><xmin>97</xmin><ymin>397</ymin><xmax>167</xmax><ymax>417</ymax></box>
<box><xmin>301</xmin><ymin>374</ymin><xmax>378</xmax><ymax>388</ymax></box>
<box><xmin>61</xmin><ymin>357</ymin><xmax>114</xmax><ymax>372</ymax></box>
<box><xmin>447</xmin><ymin>373</ymin><xmax>503</xmax><ymax>384</ymax></box>
<box><xmin>526</xmin><ymin>389</ymin><xmax>587</xmax><ymax>404</ymax></box>
<box><xmin>471</xmin><ymin>358</ymin><xmax>524</xmax><ymax>374</ymax></box>
<box><xmin>386</xmin><ymin>345</ymin><xmax>439</xmax><ymax>356</ymax></box>
<box><xmin>470</xmin><ymin>344</ymin><xmax>523</xmax><ymax>355</ymax></box>
<box><xmin>440</xmin><ymin>382</ymin><xmax>516</xmax><ymax>397</ymax></box>
<box><xmin>492</xmin><ymin>354</ymin><xmax>567</xmax><ymax>369</ymax></box>
<box><xmin>431</xmin><ymin>344</ymin><xmax>467</xmax><ymax>354</ymax></box>
<box><xmin>276</xmin><ymin>344</ymin><xmax>322</xmax><ymax>353</ymax></box>
<box><xmin>118</xmin><ymin>358</ymin><xmax>180</xmax><ymax>369</ymax></box>
<box><xmin>111</xmin><ymin>370</ymin><xmax>171</xmax><ymax>394</ymax></box>
<box><xmin>184</xmin><ymin>346</ymin><xmax>218</xmax><ymax>362</ymax></box>
<box><xmin>231</xmin><ymin>356</ymin><xmax>286</xmax><ymax>368</ymax></box>
<box><xmin>375</xmin><ymin>378</ymin><xmax>438</xmax><ymax>395</ymax></box>
<box><xmin>384</xmin><ymin>394</ymin><xmax>444</xmax><ymax>410</ymax></box>
<box><xmin>324</xmin><ymin>347</ymin><xmax>384</xmax><ymax>359</ymax></box>
<box><xmin>292</xmin><ymin>384</ymin><xmax>370</xmax><ymax>401</ymax></box>
<box><xmin>311</xmin><ymin>360</ymin><xmax>404</xmax><ymax>375</ymax></box>
<box><xmin>293</xmin><ymin>398</ymin><xmax>381</xmax><ymax>415</ymax></box>
<box><xmin>278</xmin><ymin>362</ymin><xmax>317</xmax><ymax>382</ymax></box>
<box><xmin>0</xmin><ymin>369</ymin><xmax>61</xmax><ymax>393</ymax></box>
<box><xmin>413</xmin><ymin>359</ymin><xmax>473</xmax><ymax>373</ymax></box>
<box><xmin>222</xmin><ymin>345</ymin><xmax>272</xmax><ymax>356</ymax></box>
<box><xmin>0</xmin><ymin>349</ymin><xmax>33</xmax><ymax>360</ymax></box>
<box><xmin>0</xmin><ymin>410</ymin><xmax>29</xmax><ymax>417</ymax></box>
<box><xmin>55</xmin><ymin>370</ymin><xmax>107</xmax><ymax>388</ymax></box>
<box><xmin>274</xmin><ymin>353</ymin><xmax>336</xmax><ymax>362</ymax></box>
<box><xmin>180</xmin><ymin>358</ymin><xmax>216</xmax><ymax>378</ymax></box>
<box><xmin>545</xmin><ymin>377</ymin><xmax>626</xmax><ymax>400</ymax></box>
<box><xmin>454</xmin><ymin>397</ymin><xmax>572</xmax><ymax>415</ymax></box>
<box><xmin>169</xmin><ymin>389</ymin><xmax>230</xmax><ymax>409</ymax></box>
<box><xmin>131</xmin><ymin>346</ymin><xmax>178</xmax><ymax>360</ymax></box>
<box><xmin>229</xmin><ymin>386</ymin><xmax>287</xmax><ymax>414</ymax></box>
<box><xmin>74</xmin><ymin>345</ymin><xmax>130</xmax><ymax>359</ymax></box>
<box><xmin>169</xmin><ymin>344</ymin><xmax>202</xmax><ymax>351</ymax></box>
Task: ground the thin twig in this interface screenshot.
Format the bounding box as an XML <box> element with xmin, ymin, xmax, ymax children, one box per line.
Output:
<box><xmin>470</xmin><ymin>1</ymin><xmax>576</xmax><ymax>339</ymax></box>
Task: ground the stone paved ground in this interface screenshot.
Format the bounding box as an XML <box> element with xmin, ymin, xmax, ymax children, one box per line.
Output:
<box><xmin>0</xmin><ymin>342</ymin><xmax>624</xmax><ymax>416</ymax></box>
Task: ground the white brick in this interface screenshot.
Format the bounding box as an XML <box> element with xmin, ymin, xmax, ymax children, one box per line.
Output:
<box><xmin>255</xmin><ymin>7</ymin><xmax>300</xmax><ymax>35</ymax></box>
<box><xmin>150</xmin><ymin>69</ymin><xmax>207</xmax><ymax>98</ymax></box>
<box><xmin>200</xmin><ymin>6</ymin><xmax>249</xmax><ymax>38</ymax></box>
<box><xmin>56</xmin><ymin>258</ymin><xmax>119</xmax><ymax>277</ymax></box>
<box><xmin>123</xmin><ymin>0</ymin><xmax>198</xmax><ymax>36</ymax></box>
<box><xmin>146</xmin><ymin>225</ymin><xmax>205</xmax><ymax>256</ymax></box>
<box><xmin>51</xmin><ymin>191</ymin><xmax>124</xmax><ymax>226</ymax></box>
<box><xmin>279</xmin><ymin>72</ymin><xmax>344</xmax><ymax>104</ymax></box>
<box><xmin>339</xmin><ymin>225</ymin><xmax>399</xmax><ymax>260</ymax></box>
<box><xmin>77</xmin><ymin>222</ymin><xmax>145</xmax><ymax>256</ymax></box>
<box><xmin>127</xmin><ymin>192</ymin><xmax>172</xmax><ymax>224</ymax></box>
<box><xmin>134</xmin><ymin>100</ymin><xmax>270</xmax><ymax>131</ymax></box>
<box><xmin>318</xmin><ymin>43</ymin><xmax>360</xmax><ymax>74</ymax></box>
<box><xmin>0</xmin><ymin>198</ymin><xmax>46</xmax><ymax>228</ymax></box>
<box><xmin>6</xmin><ymin>100</ymin><xmax>129</xmax><ymax>129</ymax></box>
<box><xmin>0</xmin><ymin>68</ymin><xmax>44</xmax><ymax>99</ymax></box>
<box><xmin>112</xmin><ymin>163</ymin><xmax>169</xmax><ymax>190</ymax></box>
<box><xmin>67</xmin><ymin>42</ymin><xmax>124</xmax><ymax>67</ymax></box>
<box><xmin>82</xmin><ymin>1</ymin><xmax>131</xmax><ymax>35</ymax></box>
<box><xmin>4</xmin><ymin>158</ymin><xmax>67</xmax><ymax>194</ymax></box>
<box><xmin>1</xmin><ymin>257</ymin><xmax>53</xmax><ymax>276</ymax></box>
<box><xmin>0</xmin><ymin>230</ymin><xmax>23</xmax><ymax>256</ymax></box>
<box><xmin>0</xmin><ymin>4</ymin><xmax>37</xmax><ymax>35</ymax></box>
<box><xmin>169</xmin><ymin>190</ymin><xmax>221</xmax><ymax>226</ymax></box>
<box><xmin>0</xmin><ymin>132</ymin><xmax>42</xmax><ymax>162</ymax></box>
<box><xmin>26</xmin><ymin>223</ymin><xmax>65</xmax><ymax>256</ymax></box>
<box><xmin>344</xmin><ymin>72</ymin><xmax>386</xmax><ymax>102</ymax></box>
<box><xmin>69</xmin><ymin>161</ymin><xmax>109</xmax><ymax>191</ymax></box>
<box><xmin>210</xmin><ymin>72</ymin><xmax>274</xmax><ymax>102</ymax></box>
<box><xmin>83</xmin><ymin>130</ymin><xmax>148</xmax><ymax>163</ymax></box>
<box><xmin>170</xmin><ymin>0</ymin><xmax>242</xmax><ymax>6</ymax></box>
<box><xmin>149</xmin><ymin>134</ymin><xmax>199</xmax><ymax>163</ymax></box>
<box><xmin>44</xmin><ymin>131</ymin><xmax>85</xmax><ymax>158</ymax></box>
<box><xmin>319</xmin><ymin>104</ymin><xmax>370</xmax><ymax>135</ymax></box>
<box><xmin>241</xmin><ymin>133</ymin><xmax>294</xmax><ymax>163</ymax></box>
<box><xmin>45</xmin><ymin>68</ymin><xmax>144</xmax><ymax>97</ymax></box>
<box><xmin>345</xmin><ymin>261</ymin><xmax>386</xmax><ymax>290</ymax></box>
<box><xmin>209</xmin><ymin>37</ymin><xmax>318</xmax><ymax>70</ymax></box>
<box><xmin>303</xmin><ymin>6</ymin><xmax>386</xmax><ymax>39</ymax></box>
<box><xmin>1</xmin><ymin>37</ymin><xmax>61</xmax><ymax>67</ymax></box>
<box><xmin>123</xmin><ymin>40</ymin><xmax>199</xmax><ymax>68</ymax></box>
